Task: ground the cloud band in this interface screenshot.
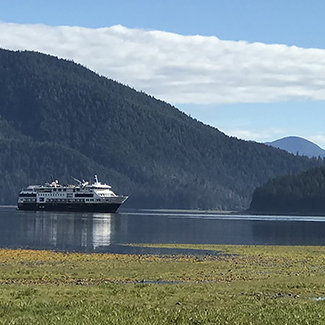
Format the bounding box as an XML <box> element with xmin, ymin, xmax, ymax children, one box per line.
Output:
<box><xmin>1</xmin><ymin>22</ymin><xmax>325</xmax><ymax>105</ymax></box>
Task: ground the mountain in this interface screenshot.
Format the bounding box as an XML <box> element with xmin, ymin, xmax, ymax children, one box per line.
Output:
<box><xmin>0</xmin><ymin>48</ymin><xmax>324</xmax><ymax>210</ymax></box>
<box><xmin>266</xmin><ymin>136</ymin><xmax>325</xmax><ymax>158</ymax></box>
<box><xmin>249</xmin><ymin>165</ymin><xmax>325</xmax><ymax>215</ymax></box>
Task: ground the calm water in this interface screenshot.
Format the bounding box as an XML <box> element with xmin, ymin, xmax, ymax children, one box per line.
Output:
<box><xmin>1</xmin><ymin>206</ymin><xmax>325</xmax><ymax>254</ymax></box>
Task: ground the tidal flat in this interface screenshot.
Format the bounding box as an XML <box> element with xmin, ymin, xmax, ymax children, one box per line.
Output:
<box><xmin>1</xmin><ymin>245</ymin><xmax>325</xmax><ymax>324</ymax></box>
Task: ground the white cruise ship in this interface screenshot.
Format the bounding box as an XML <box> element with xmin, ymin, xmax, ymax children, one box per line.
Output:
<box><xmin>17</xmin><ymin>175</ymin><xmax>128</xmax><ymax>213</ymax></box>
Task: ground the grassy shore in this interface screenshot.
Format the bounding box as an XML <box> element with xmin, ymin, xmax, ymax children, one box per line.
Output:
<box><xmin>1</xmin><ymin>245</ymin><xmax>325</xmax><ymax>324</ymax></box>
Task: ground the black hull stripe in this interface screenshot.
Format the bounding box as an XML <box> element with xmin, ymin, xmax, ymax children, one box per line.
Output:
<box><xmin>17</xmin><ymin>203</ymin><xmax>121</xmax><ymax>213</ymax></box>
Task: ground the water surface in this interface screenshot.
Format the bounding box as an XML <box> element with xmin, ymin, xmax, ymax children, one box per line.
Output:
<box><xmin>1</xmin><ymin>207</ymin><xmax>325</xmax><ymax>254</ymax></box>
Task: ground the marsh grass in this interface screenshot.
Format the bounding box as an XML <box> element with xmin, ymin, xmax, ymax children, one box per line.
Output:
<box><xmin>1</xmin><ymin>246</ymin><xmax>325</xmax><ymax>324</ymax></box>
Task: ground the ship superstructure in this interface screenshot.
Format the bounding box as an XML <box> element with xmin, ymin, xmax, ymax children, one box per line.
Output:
<box><xmin>17</xmin><ymin>175</ymin><xmax>128</xmax><ymax>212</ymax></box>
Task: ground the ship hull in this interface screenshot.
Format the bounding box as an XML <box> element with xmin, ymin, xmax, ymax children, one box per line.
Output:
<box><xmin>17</xmin><ymin>202</ymin><xmax>122</xmax><ymax>213</ymax></box>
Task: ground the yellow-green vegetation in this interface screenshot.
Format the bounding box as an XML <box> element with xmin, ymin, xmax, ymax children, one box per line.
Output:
<box><xmin>2</xmin><ymin>245</ymin><xmax>325</xmax><ymax>324</ymax></box>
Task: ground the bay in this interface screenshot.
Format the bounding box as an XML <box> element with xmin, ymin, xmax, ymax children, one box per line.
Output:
<box><xmin>1</xmin><ymin>206</ymin><xmax>325</xmax><ymax>254</ymax></box>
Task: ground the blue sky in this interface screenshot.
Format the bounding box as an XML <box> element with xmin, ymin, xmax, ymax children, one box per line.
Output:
<box><xmin>2</xmin><ymin>0</ymin><xmax>325</xmax><ymax>47</ymax></box>
<box><xmin>1</xmin><ymin>0</ymin><xmax>325</xmax><ymax>147</ymax></box>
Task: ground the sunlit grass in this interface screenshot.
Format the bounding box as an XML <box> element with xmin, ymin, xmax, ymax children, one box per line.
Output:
<box><xmin>1</xmin><ymin>246</ymin><xmax>325</xmax><ymax>324</ymax></box>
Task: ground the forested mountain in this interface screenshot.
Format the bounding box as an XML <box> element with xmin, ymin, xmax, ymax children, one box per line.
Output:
<box><xmin>249</xmin><ymin>166</ymin><xmax>325</xmax><ymax>215</ymax></box>
<box><xmin>0</xmin><ymin>48</ymin><xmax>324</xmax><ymax>209</ymax></box>
<box><xmin>266</xmin><ymin>136</ymin><xmax>325</xmax><ymax>158</ymax></box>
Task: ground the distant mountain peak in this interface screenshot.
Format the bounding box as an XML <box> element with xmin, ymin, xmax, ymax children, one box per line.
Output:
<box><xmin>266</xmin><ymin>136</ymin><xmax>325</xmax><ymax>158</ymax></box>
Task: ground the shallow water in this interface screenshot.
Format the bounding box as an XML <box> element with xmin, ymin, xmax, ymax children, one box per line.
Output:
<box><xmin>1</xmin><ymin>206</ymin><xmax>325</xmax><ymax>253</ymax></box>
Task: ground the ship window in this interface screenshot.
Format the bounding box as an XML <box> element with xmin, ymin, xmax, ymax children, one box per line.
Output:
<box><xmin>58</xmin><ymin>189</ymin><xmax>61</xmax><ymax>191</ymax></box>
<box><xmin>75</xmin><ymin>194</ymin><xmax>93</xmax><ymax>198</ymax></box>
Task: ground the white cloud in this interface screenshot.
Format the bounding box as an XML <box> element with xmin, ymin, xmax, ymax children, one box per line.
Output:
<box><xmin>308</xmin><ymin>135</ymin><xmax>325</xmax><ymax>149</ymax></box>
<box><xmin>221</xmin><ymin>128</ymin><xmax>288</xmax><ymax>143</ymax></box>
<box><xmin>1</xmin><ymin>22</ymin><xmax>325</xmax><ymax>105</ymax></box>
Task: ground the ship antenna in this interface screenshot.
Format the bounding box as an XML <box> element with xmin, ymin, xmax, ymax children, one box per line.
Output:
<box><xmin>70</xmin><ymin>176</ymin><xmax>82</xmax><ymax>185</ymax></box>
<box><xmin>94</xmin><ymin>175</ymin><xmax>99</xmax><ymax>184</ymax></box>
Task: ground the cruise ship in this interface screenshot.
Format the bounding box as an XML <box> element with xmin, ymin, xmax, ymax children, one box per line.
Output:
<box><xmin>17</xmin><ymin>175</ymin><xmax>128</xmax><ymax>212</ymax></box>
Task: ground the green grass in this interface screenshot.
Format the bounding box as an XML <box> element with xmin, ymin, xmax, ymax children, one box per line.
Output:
<box><xmin>1</xmin><ymin>246</ymin><xmax>325</xmax><ymax>324</ymax></box>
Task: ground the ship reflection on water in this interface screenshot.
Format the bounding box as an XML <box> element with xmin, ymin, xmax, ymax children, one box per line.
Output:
<box><xmin>20</xmin><ymin>212</ymin><xmax>125</xmax><ymax>252</ymax></box>
<box><xmin>0</xmin><ymin>208</ymin><xmax>125</xmax><ymax>253</ymax></box>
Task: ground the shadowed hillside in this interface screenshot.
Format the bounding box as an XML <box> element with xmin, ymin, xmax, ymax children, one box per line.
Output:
<box><xmin>0</xmin><ymin>48</ymin><xmax>324</xmax><ymax>209</ymax></box>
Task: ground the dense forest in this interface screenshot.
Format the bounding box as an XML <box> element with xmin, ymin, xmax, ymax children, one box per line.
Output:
<box><xmin>0</xmin><ymin>48</ymin><xmax>324</xmax><ymax>210</ymax></box>
<box><xmin>249</xmin><ymin>166</ymin><xmax>325</xmax><ymax>215</ymax></box>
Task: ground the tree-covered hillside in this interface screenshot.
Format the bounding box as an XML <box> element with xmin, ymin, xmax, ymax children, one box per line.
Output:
<box><xmin>249</xmin><ymin>166</ymin><xmax>325</xmax><ymax>215</ymax></box>
<box><xmin>0</xmin><ymin>48</ymin><xmax>324</xmax><ymax>209</ymax></box>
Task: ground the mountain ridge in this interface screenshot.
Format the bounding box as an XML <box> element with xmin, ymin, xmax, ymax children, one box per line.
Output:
<box><xmin>0</xmin><ymin>48</ymin><xmax>324</xmax><ymax>209</ymax></box>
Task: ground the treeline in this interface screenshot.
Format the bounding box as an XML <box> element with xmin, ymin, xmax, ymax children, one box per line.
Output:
<box><xmin>0</xmin><ymin>48</ymin><xmax>324</xmax><ymax>209</ymax></box>
<box><xmin>249</xmin><ymin>166</ymin><xmax>325</xmax><ymax>215</ymax></box>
